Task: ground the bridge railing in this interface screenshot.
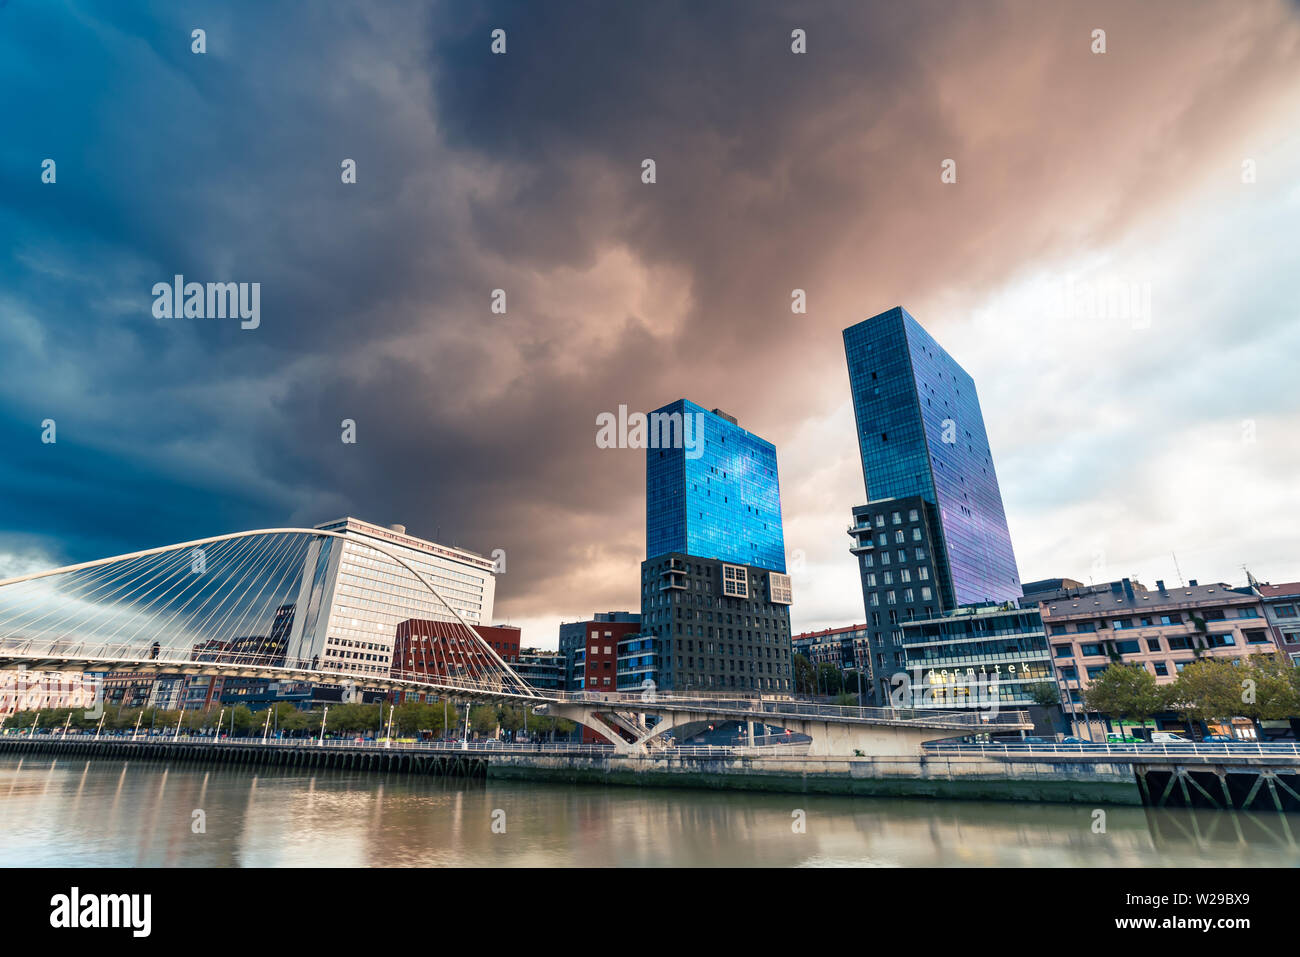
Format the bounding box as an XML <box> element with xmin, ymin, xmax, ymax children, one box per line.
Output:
<box><xmin>924</xmin><ymin>740</ymin><xmax>1300</xmax><ymax>758</ymax></box>
<box><xmin>0</xmin><ymin>638</ymin><xmax>546</xmax><ymax>700</ymax></box>
<box><xmin>0</xmin><ymin>728</ymin><xmax>814</xmax><ymax>757</ymax></box>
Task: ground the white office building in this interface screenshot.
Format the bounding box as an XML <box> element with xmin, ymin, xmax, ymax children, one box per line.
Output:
<box><xmin>284</xmin><ymin>518</ymin><xmax>498</xmax><ymax>678</ymax></box>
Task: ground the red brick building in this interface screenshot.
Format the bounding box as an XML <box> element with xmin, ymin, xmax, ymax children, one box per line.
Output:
<box><xmin>390</xmin><ymin>620</ymin><xmax>521</xmax><ymax>702</ymax></box>
<box><xmin>576</xmin><ymin>620</ymin><xmax>640</xmax><ymax>742</ymax></box>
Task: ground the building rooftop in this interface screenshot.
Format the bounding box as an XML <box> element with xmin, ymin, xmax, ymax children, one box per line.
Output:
<box><xmin>1043</xmin><ymin>580</ymin><xmax>1257</xmax><ymax>616</ymax></box>
<box><xmin>314</xmin><ymin>516</ymin><xmax>492</xmax><ymax>568</ymax></box>
<box><xmin>793</xmin><ymin>624</ymin><xmax>868</xmax><ymax>640</ymax></box>
<box><xmin>1259</xmin><ymin>582</ymin><xmax>1300</xmax><ymax>599</ymax></box>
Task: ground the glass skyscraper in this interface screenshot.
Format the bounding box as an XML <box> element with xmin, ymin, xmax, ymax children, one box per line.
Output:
<box><xmin>640</xmin><ymin>400</ymin><xmax>793</xmax><ymax>693</ymax></box>
<box><xmin>843</xmin><ymin>307</ymin><xmax>1021</xmax><ymax>700</ymax></box>
<box><xmin>646</xmin><ymin>399</ymin><xmax>786</xmax><ymax>573</ymax></box>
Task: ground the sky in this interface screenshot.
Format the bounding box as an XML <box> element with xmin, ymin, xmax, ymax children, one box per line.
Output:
<box><xmin>1</xmin><ymin>1</ymin><xmax>1298</xmax><ymax>651</ymax></box>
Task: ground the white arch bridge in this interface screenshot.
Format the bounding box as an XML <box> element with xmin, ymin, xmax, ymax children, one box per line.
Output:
<box><xmin>0</xmin><ymin>527</ymin><xmax>1030</xmax><ymax>755</ymax></box>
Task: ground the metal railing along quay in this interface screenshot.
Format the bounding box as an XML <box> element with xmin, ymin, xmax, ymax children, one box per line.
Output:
<box><xmin>924</xmin><ymin>740</ymin><xmax>1300</xmax><ymax>759</ymax></box>
<box><xmin>0</xmin><ymin>729</ymin><xmax>813</xmax><ymax>758</ymax></box>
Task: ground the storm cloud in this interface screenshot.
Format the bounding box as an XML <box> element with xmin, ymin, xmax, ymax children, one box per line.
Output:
<box><xmin>2</xmin><ymin>0</ymin><xmax>1298</xmax><ymax>645</ymax></box>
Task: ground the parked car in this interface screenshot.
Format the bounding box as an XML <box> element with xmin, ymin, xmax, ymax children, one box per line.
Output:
<box><xmin>1061</xmin><ymin>737</ymin><xmax>1086</xmax><ymax>744</ymax></box>
<box><xmin>1150</xmin><ymin>732</ymin><xmax>1189</xmax><ymax>743</ymax></box>
<box><xmin>1202</xmin><ymin>734</ymin><xmax>1233</xmax><ymax>742</ymax></box>
<box><xmin>1106</xmin><ymin>733</ymin><xmax>1141</xmax><ymax>744</ymax></box>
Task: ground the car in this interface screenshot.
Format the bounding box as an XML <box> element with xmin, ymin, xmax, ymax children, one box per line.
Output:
<box><xmin>1106</xmin><ymin>734</ymin><xmax>1141</xmax><ymax>744</ymax></box>
<box><xmin>1202</xmin><ymin>734</ymin><xmax>1233</xmax><ymax>742</ymax></box>
<box><xmin>1150</xmin><ymin>732</ymin><xmax>1189</xmax><ymax>743</ymax></box>
<box><xmin>1019</xmin><ymin>736</ymin><xmax>1052</xmax><ymax>744</ymax></box>
<box><xmin>1061</xmin><ymin>737</ymin><xmax>1086</xmax><ymax>744</ymax></box>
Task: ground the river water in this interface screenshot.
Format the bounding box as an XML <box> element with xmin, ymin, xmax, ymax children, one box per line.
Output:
<box><xmin>1</xmin><ymin>755</ymin><xmax>1297</xmax><ymax>867</ymax></box>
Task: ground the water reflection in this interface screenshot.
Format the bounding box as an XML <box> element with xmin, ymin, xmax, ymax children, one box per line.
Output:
<box><xmin>1</xmin><ymin>756</ymin><xmax>1297</xmax><ymax>867</ymax></box>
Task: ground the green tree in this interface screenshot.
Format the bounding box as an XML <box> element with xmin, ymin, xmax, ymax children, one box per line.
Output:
<box><xmin>792</xmin><ymin>654</ymin><xmax>815</xmax><ymax>695</ymax></box>
<box><xmin>1082</xmin><ymin>664</ymin><xmax>1169</xmax><ymax>737</ymax></box>
<box><xmin>281</xmin><ymin>707</ymin><xmax>319</xmax><ymax>736</ymax></box>
<box><xmin>1167</xmin><ymin>658</ymin><xmax>1241</xmax><ymax>735</ymax></box>
<box><xmin>815</xmin><ymin>663</ymin><xmax>843</xmax><ymax>696</ymax></box>
<box><xmin>469</xmin><ymin>703</ymin><xmax>499</xmax><ymax>737</ymax></box>
<box><xmin>1239</xmin><ymin>653</ymin><xmax>1300</xmax><ymax>736</ymax></box>
<box><xmin>1025</xmin><ymin>681</ymin><xmax>1062</xmax><ymax>708</ymax></box>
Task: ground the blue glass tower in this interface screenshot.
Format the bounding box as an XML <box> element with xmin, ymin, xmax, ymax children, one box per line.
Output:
<box><xmin>646</xmin><ymin>399</ymin><xmax>786</xmax><ymax>572</ymax></box>
<box><xmin>844</xmin><ymin>308</ymin><xmax>1021</xmax><ymax>702</ymax></box>
<box><xmin>640</xmin><ymin>400</ymin><xmax>793</xmax><ymax>694</ymax></box>
<box><xmin>844</xmin><ymin>307</ymin><xmax>1020</xmax><ymax>606</ymax></box>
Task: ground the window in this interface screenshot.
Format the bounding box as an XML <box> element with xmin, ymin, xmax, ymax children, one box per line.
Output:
<box><xmin>1275</xmin><ymin>604</ymin><xmax>1297</xmax><ymax>618</ymax></box>
<box><xmin>895</xmin><ymin>530</ymin><xmax>905</xmax><ymax>544</ymax></box>
<box><xmin>1244</xmin><ymin>629</ymin><xmax>1269</xmax><ymax>644</ymax></box>
<box><xmin>920</xmin><ymin>587</ymin><xmax>932</xmax><ymax>600</ymax></box>
<box><xmin>769</xmin><ymin>572</ymin><xmax>793</xmax><ymax>605</ymax></box>
<box><xmin>1145</xmin><ymin>638</ymin><xmax>1162</xmax><ymax>652</ymax></box>
<box><xmin>892</xmin><ymin>512</ymin><xmax>902</xmax><ymax>524</ymax></box>
<box><xmin>1153</xmin><ymin>662</ymin><xmax>1168</xmax><ymax>677</ymax></box>
<box><xmin>911</xmin><ymin>528</ymin><xmax>922</xmax><ymax>541</ymax></box>
<box><xmin>908</xmin><ymin>509</ymin><xmax>919</xmax><ymax>521</ymax></box>
<box><xmin>1053</xmin><ymin>645</ymin><xmax>1073</xmax><ymax>658</ymax></box>
<box><xmin>722</xmin><ymin>564</ymin><xmax>749</xmax><ymax>599</ymax></box>
<box><xmin>1080</xmin><ymin>643</ymin><xmax>1104</xmax><ymax>657</ymax></box>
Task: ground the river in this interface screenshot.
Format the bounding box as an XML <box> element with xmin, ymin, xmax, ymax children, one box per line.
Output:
<box><xmin>1</xmin><ymin>755</ymin><xmax>1297</xmax><ymax>867</ymax></box>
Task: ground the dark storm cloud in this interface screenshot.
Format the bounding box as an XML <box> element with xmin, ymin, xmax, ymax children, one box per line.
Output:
<box><xmin>1</xmin><ymin>0</ymin><xmax>1298</xmax><ymax>631</ymax></box>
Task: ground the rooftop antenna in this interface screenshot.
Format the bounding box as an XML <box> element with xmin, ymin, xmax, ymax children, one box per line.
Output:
<box><xmin>1171</xmin><ymin>552</ymin><xmax>1185</xmax><ymax>588</ymax></box>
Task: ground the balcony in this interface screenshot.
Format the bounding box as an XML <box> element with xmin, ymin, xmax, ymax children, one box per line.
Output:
<box><xmin>658</xmin><ymin>566</ymin><xmax>687</xmax><ymax>591</ymax></box>
<box><xmin>846</xmin><ymin>525</ymin><xmax>876</xmax><ymax>555</ymax></box>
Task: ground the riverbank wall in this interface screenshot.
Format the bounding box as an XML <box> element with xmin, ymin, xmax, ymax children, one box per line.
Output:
<box><xmin>484</xmin><ymin>751</ymin><xmax>1144</xmax><ymax>805</ymax></box>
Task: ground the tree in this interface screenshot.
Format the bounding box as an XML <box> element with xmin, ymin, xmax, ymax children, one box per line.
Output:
<box><xmin>1082</xmin><ymin>664</ymin><xmax>1169</xmax><ymax>737</ymax></box>
<box><xmin>1025</xmin><ymin>681</ymin><xmax>1061</xmax><ymax>708</ymax></box>
<box><xmin>815</xmin><ymin>663</ymin><xmax>843</xmax><ymax>696</ymax></box>
<box><xmin>1238</xmin><ymin>653</ymin><xmax>1300</xmax><ymax>737</ymax></box>
<box><xmin>469</xmin><ymin>703</ymin><xmax>499</xmax><ymax>737</ymax></box>
<box><xmin>792</xmin><ymin>654</ymin><xmax>815</xmax><ymax>696</ymax></box>
<box><xmin>281</xmin><ymin>708</ymin><xmax>319</xmax><ymax>736</ymax></box>
<box><xmin>1167</xmin><ymin>659</ymin><xmax>1242</xmax><ymax>735</ymax></box>
<box><xmin>1024</xmin><ymin>680</ymin><xmax>1065</xmax><ymax>733</ymax></box>
<box><xmin>230</xmin><ymin>704</ymin><xmax>255</xmax><ymax>734</ymax></box>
